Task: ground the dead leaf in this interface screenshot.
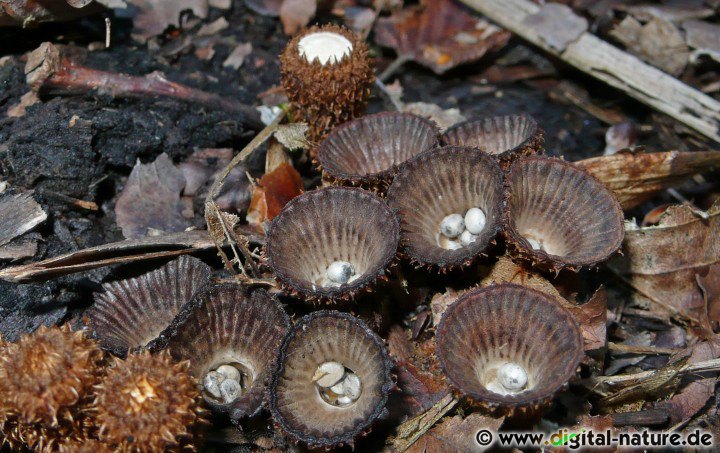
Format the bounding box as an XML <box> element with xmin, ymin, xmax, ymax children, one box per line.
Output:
<box><xmin>522</xmin><ymin>3</ymin><xmax>587</xmax><ymax>52</ymax></box>
<box><xmin>178</xmin><ymin>148</ymin><xmax>233</xmax><ymax>198</ymax></box>
<box><xmin>393</xmin><ymin>361</ymin><xmax>450</xmax><ymax>419</ymax></box>
<box><xmin>274</xmin><ymin>122</ymin><xmax>309</xmax><ymax>150</ymax></box>
<box><xmin>223</xmin><ymin>42</ymin><xmax>253</xmax><ymax>70</ymax></box>
<box><xmin>387</xmin><ymin>324</ymin><xmax>413</xmax><ymax>362</ymax></box>
<box><xmin>0</xmin><ymin>192</ymin><xmax>47</xmax><ymax>247</ymax></box>
<box><xmin>430</xmin><ymin>287</ymin><xmax>464</xmax><ymax>327</ymax></box>
<box><xmin>698</xmin><ymin>264</ymin><xmax>720</xmax><ymax>326</ymax></box>
<box><xmin>128</xmin><ymin>0</ymin><xmax>209</xmax><ymax>40</ymax></box>
<box><xmin>568</xmin><ymin>287</ymin><xmax>608</xmax><ymax>353</ymax></box>
<box><xmin>244</xmin><ymin>0</ymin><xmax>282</xmax><ymax>17</ymax></box>
<box><xmin>621</xmin><ymin>3</ymin><xmax>714</xmax><ymax>23</ymax></box>
<box><xmin>610</xmin><ymin>16</ymin><xmax>689</xmax><ymax>76</ymax></box>
<box><xmin>408</xmin><ymin>413</ymin><xmax>504</xmax><ymax>453</ymax></box>
<box><xmin>374</xmin><ymin>0</ymin><xmax>510</xmax><ymax>74</ymax></box>
<box><xmin>335</xmin><ymin>6</ymin><xmax>376</xmax><ymax>37</ymax></box>
<box><xmin>246</xmin><ymin>162</ymin><xmax>303</xmax><ymax>226</ymax></box>
<box><xmin>576</xmin><ymin>150</ymin><xmax>720</xmax><ymax>210</ymax></box>
<box><xmin>402</xmin><ymin>102</ymin><xmax>466</xmax><ymax>133</ymax></box>
<box><xmin>115</xmin><ymin>153</ymin><xmax>191</xmax><ymax>239</ymax></box>
<box><xmin>609</xmin><ymin>203</ymin><xmax>720</xmax><ymax>337</ymax></box>
<box><xmin>683</xmin><ymin>20</ymin><xmax>720</xmax><ymax>64</ymax></box>
<box><xmin>0</xmin><ymin>230</ymin><xmax>227</xmax><ymax>283</ymax></box>
<box><xmin>279</xmin><ymin>0</ymin><xmax>316</xmax><ymax>35</ymax></box>
<box><xmin>655</xmin><ymin>338</ymin><xmax>720</xmax><ymax>424</ymax></box>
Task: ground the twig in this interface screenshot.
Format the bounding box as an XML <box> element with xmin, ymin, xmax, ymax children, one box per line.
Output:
<box><xmin>374</xmin><ymin>79</ymin><xmax>403</xmax><ymax>111</ymax></box>
<box><xmin>25</xmin><ymin>42</ymin><xmax>263</xmax><ymax>130</ymax></box>
<box><xmin>608</xmin><ymin>342</ymin><xmax>678</xmax><ymax>355</ymax></box>
<box><xmin>379</xmin><ymin>54</ymin><xmax>412</xmax><ymax>83</ymax></box>
<box><xmin>591</xmin><ymin>358</ymin><xmax>720</xmax><ymax>388</ymax></box>
<box><xmin>37</xmin><ymin>189</ymin><xmax>98</xmax><ymax>211</ymax></box>
<box><xmin>460</xmin><ymin>0</ymin><xmax>720</xmax><ymax>144</ymax></box>
<box><xmin>204</xmin><ymin>112</ymin><xmax>286</xmax><ymax>275</ymax></box>
<box><xmin>391</xmin><ymin>393</ymin><xmax>458</xmax><ymax>452</ymax></box>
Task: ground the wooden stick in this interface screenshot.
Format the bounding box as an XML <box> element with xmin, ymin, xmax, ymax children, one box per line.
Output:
<box><xmin>460</xmin><ymin>0</ymin><xmax>720</xmax><ymax>144</ymax></box>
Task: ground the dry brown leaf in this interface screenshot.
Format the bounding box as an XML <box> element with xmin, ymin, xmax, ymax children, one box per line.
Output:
<box><xmin>576</xmin><ymin>150</ymin><xmax>720</xmax><ymax>210</ymax></box>
<box><xmin>374</xmin><ymin>0</ymin><xmax>510</xmax><ymax>74</ymax></box>
<box><xmin>128</xmin><ymin>0</ymin><xmax>208</xmax><ymax>40</ymax></box>
<box><xmin>393</xmin><ymin>361</ymin><xmax>450</xmax><ymax>419</ymax></box>
<box><xmin>178</xmin><ymin>148</ymin><xmax>233</xmax><ymax>198</ymax></box>
<box><xmin>0</xmin><ymin>230</ymin><xmax>222</xmax><ymax>283</ymax></box>
<box><xmin>610</xmin><ymin>16</ymin><xmax>689</xmax><ymax>76</ymax></box>
<box><xmin>609</xmin><ymin>203</ymin><xmax>720</xmax><ymax>337</ymax></box>
<box><xmin>115</xmin><ymin>153</ymin><xmax>190</xmax><ymax>239</ymax></box>
<box><xmin>655</xmin><ymin>338</ymin><xmax>720</xmax><ymax>424</ymax></box>
<box><xmin>568</xmin><ymin>287</ymin><xmax>608</xmax><ymax>353</ymax></box>
<box><xmin>698</xmin><ymin>264</ymin><xmax>720</xmax><ymax>326</ymax></box>
<box><xmin>402</xmin><ymin>102</ymin><xmax>466</xmax><ymax>133</ymax></box>
<box><xmin>407</xmin><ymin>413</ymin><xmax>505</xmax><ymax>453</ymax></box>
<box><xmin>246</xmin><ymin>162</ymin><xmax>303</xmax><ymax>226</ymax></box>
<box><xmin>279</xmin><ymin>0</ymin><xmax>316</xmax><ymax>35</ymax></box>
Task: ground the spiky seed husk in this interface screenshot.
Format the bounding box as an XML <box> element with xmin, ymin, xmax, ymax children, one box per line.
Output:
<box><xmin>93</xmin><ymin>350</ymin><xmax>204</xmax><ymax>452</ymax></box>
<box><xmin>280</xmin><ymin>24</ymin><xmax>374</xmax><ymax>144</ymax></box>
<box><xmin>0</xmin><ymin>325</ymin><xmax>104</xmax><ymax>450</ymax></box>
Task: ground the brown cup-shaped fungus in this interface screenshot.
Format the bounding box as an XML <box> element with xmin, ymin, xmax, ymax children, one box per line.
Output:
<box><xmin>269</xmin><ymin>311</ymin><xmax>393</xmax><ymax>448</ymax></box>
<box><xmin>280</xmin><ymin>24</ymin><xmax>374</xmax><ymax>144</ymax></box>
<box><xmin>165</xmin><ymin>284</ymin><xmax>290</xmax><ymax>420</ymax></box>
<box><xmin>386</xmin><ymin>146</ymin><xmax>504</xmax><ymax>269</ymax></box>
<box><xmin>317</xmin><ymin>112</ymin><xmax>439</xmax><ymax>188</ymax></box>
<box><xmin>266</xmin><ymin>187</ymin><xmax>400</xmax><ymax>302</ymax></box>
<box><xmin>504</xmin><ymin>156</ymin><xmax>624</xmax><ymax>272</ymax></box>
<box><xmin>441</xmin><ymin>114</ymin><xmax>542</xmax><ymax>163</ymax></box>
<box><xmin>436</xmin><ymin>284</ymin><xmax>584</xmax><ymax>411</ymax></box>
<box><xmin>85</xmin><ymin>256</ymin><xmax>211</xmax><ymax>356</ymax></box>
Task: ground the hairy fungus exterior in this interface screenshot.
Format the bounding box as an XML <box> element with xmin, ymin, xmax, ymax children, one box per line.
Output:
<box><xmin>442</xmin><ymin>114</ymin><xmax>542</xmax><ymax>163</ymax></box>
<box><xmin>280</xmin><ymin>24</ymin><xmax>374</xmax><ymax>143</ymax></box>
<box><xmin>436</xmin><ymin>284</ymin><xmax>584</xmax><ymax>412</ymax></box>
<box><xmin>165</xmin><ymin>284</ymin><xmax>290</xmax><ymax>420</ymax></box>
<box><xmin>317</xmin><ymin>112</ymin><xmax>440</xmax><ymax>188</ymax></box>
<box><xmin>269</xmin><ymin>311</ymin><xmax>393</xmax><ymax>448</ymax></box>
<box><xmin>266</xmin><ymin>187</ymin><xmax>400</xmax><ymax>302</ymax></box>
<box><xmin>86</xmin><ymin>256</ymin><xmax>211</xmax><ymax>356</ymax></box>
<box><xmin>93</xmin><ymin>350</ymin><xmax>204</xmax><ymax>451</ymax></box>
<box><xmin>503</xmin><ymin>156</ymin><xmax>625</xmax><ymax>272</ymax></box>
<box><xmin>386</xmin><ymin>146</ymin><xmax>504</xmax><ymax>270</ymax></box>
<box><xmin>0</xmin><ymin>325</ymin><xmax>104</xmax><ymax>451</ymax></box>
